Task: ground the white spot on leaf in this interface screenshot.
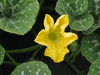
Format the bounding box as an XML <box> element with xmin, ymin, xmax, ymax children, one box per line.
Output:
<box><xmin>21</xmin><ymin>71</ymin><xmax>24</xmax><ymax>75</ymax></box>
<box><xmin>92</xmin><ymin>69</ymin><xmax>94</xmax><ymax>72</ymax></box>
<box><xmin>29</xmin><ymin>70</ymin><xmax>32</xmax><ymax>72</ymax></box>
<box><xmin>36</xmin><ymin>69</ymin><xmax>41</xmax><ymax>75</ymax></box>
<box><xmin>44</xmin><ymin>73</ymin><xmax>46</xmax><ymax>75</ymax></box>
<box><xmin>27</xmin><ymin>66</ymin><xmax>29</xmax><ymax>68</ymax></box>
<box><xmin>89</xmin><ymin>48</ymin><xmax>92</xmax><ymax>51</ymax></box>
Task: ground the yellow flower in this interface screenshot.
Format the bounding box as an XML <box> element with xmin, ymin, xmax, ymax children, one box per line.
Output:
<box><xmin>34</xmin><ymin>14</ymin><xmax>78</xmax><ymax>63</ymax></box>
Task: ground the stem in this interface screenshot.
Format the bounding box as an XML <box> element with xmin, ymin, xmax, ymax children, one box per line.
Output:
<box><xmin>30</xmin><ymin>29</ymin><xmax>37</xmax><ymax>37</ymax></box>
<box><xmin>71</xmin><ymin>49</ymin><xmax>81</xmax><ymax>62</ymax></box>
<box><xmin>64</xmin><ymin>57</ymin><xmax>82</xmax><ymax>75</ymax></box>
<box><xmin>69</xmin><ymin>44</ymin><xmax>80</xmax><ymax>59</ymax></box>
<box><xmin>5</xmin><ymin>51</ymin><xmax>18</xmax><ymax>66</ymax></box>
<box><xmin>69</xmin><ymin>51</ymin><xmax>76</xmax><ymax>59</ymax></box>
<box><xmin>39</xmin><ymin>0</ymin><xmax>44</xmax><ymax>8</ymax></box>
<box><xmin>29</xmin><ymin>46</ymin><xmax>43</xmax><ymax>60</ymax></box>
<box><xmin>7</xmin><ymin>44</ymin><xmax>40</xmax><ymax>53</ymax></box>
<box><xmin>44</xmin><ymin>6</ymin><xmax>55</xmax><ymax>10</ymax></box>
<box><xmin>3</xmin><ymin>61</ymin><xmax>21</xmax><ymax>66</ymax></box>
<box><xmin>75</xmin><ymin>31</ymin><xmax>78</xmax><ymax>36</ymax></box>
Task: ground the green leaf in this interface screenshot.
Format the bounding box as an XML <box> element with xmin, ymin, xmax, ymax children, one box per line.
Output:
<box><xmin>0</xmin><ymin>45</ymin><xmax>5</xmax><ymax>65</ymax></box>
<box><xmin>82</xmin><ymin>15</ymin><xmax>100</xmax><ymax>35</ymax></box>
<box><xmin>82</xmin><ymin>20</ymin><xmax>100</xmax><ymax>35</ymax></box>
<box><xmin>55</xmin><ymin>0</ymin><xmax>88</xmax><ymax>16</ymax></box>
<box><xmin>88</xmin><ymin>61</ymin><xmax>100</xmax><ymax>75</ymax></box>
<box><xmin>69</xmin><ymin>12</ymin><xmax>94</xmax><ymax>31</ymax></box>
<box><xmin>0</xmin><ymin>0</ymin><xmax>39</xmax><ymax>35</ymax></box>
<box><xmin>11</xmin><ymin>61</ymin><xmax>51</xmax><ymax>75</ymax></box>
<box><xmin>87</xmin><ymin>0</ymin><xmax>100</xmax><ymax>16</ymax></box>
<box><xmin>55</xmin><ymin>0</ymin><xmax>94</xmax><ymax>31</ymax></box>
<box><xmin>80</xmin><ymin>34</ymin><xmax>100</xmax><ymax>63</ymax></box>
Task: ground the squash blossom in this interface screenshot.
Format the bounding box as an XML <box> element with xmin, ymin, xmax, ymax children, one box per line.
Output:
<box><xmin>34</xmin><ymin>14</ymin><xmax>78</xmax><ymax>63</ymax></box>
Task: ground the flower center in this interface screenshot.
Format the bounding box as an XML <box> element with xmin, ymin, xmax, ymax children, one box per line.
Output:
<box><xmin>48</xmin><ymin>31</ymin><xmax>57</xmax><ymax>41</ymax></box>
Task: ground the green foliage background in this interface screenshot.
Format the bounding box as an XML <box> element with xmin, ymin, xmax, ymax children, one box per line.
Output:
<box><xmin>0</xmin><ymin>0</ymin><xmax>100</xmax><ymax>75</ymax></box>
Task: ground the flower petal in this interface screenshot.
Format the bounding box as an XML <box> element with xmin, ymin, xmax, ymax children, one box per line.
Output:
<box><xmin>44</xmin><ymin>14</ymin><xmax>54</xmax><ymax>31</ymax></box>
<box><xmin>55</xmin><ymin>15</ymin><xmax>69</xmax><ymax>33</ymax></box>
<box><xmin>59</xmin><ymin>32</ymin><xmax>78</xmax><ymax>47</ymax></box>
<box><xmin>34</xmin><ymin>29</ymin><xmax>50</xmax><ymax>46</ymax></box>
<box><xmin>44</xmin><ymin>43</ymin><xmax>69</xmax><ymax>63</ymax></box>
